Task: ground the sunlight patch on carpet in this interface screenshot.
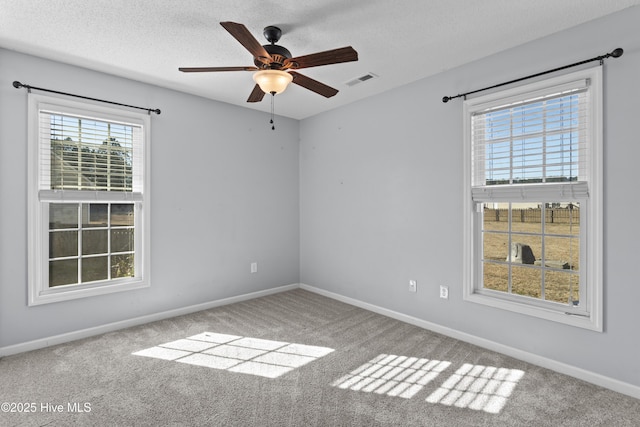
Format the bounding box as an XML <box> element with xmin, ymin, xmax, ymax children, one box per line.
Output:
<box><xmin>425</xmin><ymin>363</ymin><xmax>525</xmax><ymax>414</ymax></box>
<box><xmin>331</xmin><ymin>354</ymin><xmax>451</xmax><ymax>398</ymax></box>
<box><xmin>132</xmin><ymin>332</ymin><xmax>334</xmax><ymax>379</ymax></box>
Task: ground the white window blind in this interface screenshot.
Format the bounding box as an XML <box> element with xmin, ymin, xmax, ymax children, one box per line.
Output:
<box><xmin>471</xmin><ymin>81</ymin><xmax>590</xmax><ymax>196</ymax></box>
<box><xmin>38</xmin><ymin>111</ymin><xmax>144</xmax><ymax>201</ymax></box>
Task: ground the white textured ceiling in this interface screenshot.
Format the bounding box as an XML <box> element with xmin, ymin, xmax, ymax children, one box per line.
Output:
<box><xmin>1</xmin><ymin>0</ymin><xmax>638</xmax><ymax>119</ymax></box>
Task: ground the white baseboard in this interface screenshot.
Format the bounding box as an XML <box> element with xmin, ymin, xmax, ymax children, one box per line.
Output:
<box><xmin>0</xmin><ymin>284</ymin><xmax>298</xmax><ymax>358</ymax></box>
<box><xmin>3</xmin><ymin>282</ymin><xmax>639</xmax><ymax>400</ymax></box>
<box><xmin>299</xmin><ymin>283</ymin><xmax>640</xmax><ymax>400</ymax></box>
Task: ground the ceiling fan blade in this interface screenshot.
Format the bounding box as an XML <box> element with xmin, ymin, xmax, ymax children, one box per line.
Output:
<box><xmin>220</xmin><ymin>21</ymin><xmax>272</xmax><ymax>64</ymax></box>
<box><xmin>179</xmin><ymin>66</ymin><xmax>258</xmax><ymax>72</ymax></box>
<box><xmin>247</xmin><ymin>84</ymin><xmax>266</xmax><ymax>103</ymax></box>
<box><xmin>289</xmin><ymin>71</ymin><xmax>339</xmax><ymax>98</ymax></box>
<box><xmin>285</xmin><ymin>46</ymin><xmax>358</xmax><ymax>69</ymax></box>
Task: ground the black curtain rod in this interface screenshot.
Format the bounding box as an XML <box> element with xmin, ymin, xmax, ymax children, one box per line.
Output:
<box><xmin>12</xmin><ymin>81</ymin><xmax>161</xmax><ymax>115</ymax></box>
<box><xmin>442</xmin><ymin>47</ymin><xmax>624</xmax><ymax>103</ymax></box>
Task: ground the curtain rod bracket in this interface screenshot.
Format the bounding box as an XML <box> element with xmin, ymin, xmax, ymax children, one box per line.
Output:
<box><xmin>12</xmin><ymin>80</ymin><xmax>161</xmax><ymax>114</ymax></box>
<box><xmin>442</xmin><ymin>47</ymin><xmax>624</xmax><ymax>103</ymax></box>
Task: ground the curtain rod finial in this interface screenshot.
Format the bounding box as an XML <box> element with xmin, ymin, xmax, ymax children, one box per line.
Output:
<box><xmin>12</xmin><ymin>81</ymin><xmax>23</xmax><ymax>88</ymax></box>
<box><xmin>442</xmin><ymin>96</ymin><xmax>450</xmax><ymax>103</ymax></box>
<box><xmin>610</xmin><ymin>48</ymin><xmax>623</xmax><ymax>58</ymax></box>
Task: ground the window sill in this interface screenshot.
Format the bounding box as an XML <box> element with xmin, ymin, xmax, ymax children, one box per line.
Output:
<box><xmin>28</xmin><ymin>278</ymin><xmax>149</xmax><ymax>306</ymax></box>
<box><xmin>463</xmin><ymin>290</ymin><xmax>602</xmax><ymax>332</ymax></box>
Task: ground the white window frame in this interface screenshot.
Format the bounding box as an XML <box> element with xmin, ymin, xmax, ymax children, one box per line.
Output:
<box><xmin>28</xmin><ymin>93</ymin><xmax>151</xmax><ymax>305</ymax></box>
<box><xmin>462</xmin><ymin>67</ymin><xmax>603</xmax><ymax>331</ymax></box>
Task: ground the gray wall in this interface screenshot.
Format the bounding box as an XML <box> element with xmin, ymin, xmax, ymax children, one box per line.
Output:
<box><xmin>300</xmin><ymin>6</ymin><xmax>640</xmax><ymax>388</ymax></box>
<box><xmin>0</xmin><ymin>49</ymin><xmax>300</xmax><ymax>347</ymax></box>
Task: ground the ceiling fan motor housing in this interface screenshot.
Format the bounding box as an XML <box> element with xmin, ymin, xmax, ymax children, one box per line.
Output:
<box><xmin>255</xmin><ymin>44</ymin><xmax>292</xmax><ymax>68</ymax></box>
<box><xmin>254</xmin><ymin>26</ymin><xmax>294</xmax><ymax>69</ymax></box>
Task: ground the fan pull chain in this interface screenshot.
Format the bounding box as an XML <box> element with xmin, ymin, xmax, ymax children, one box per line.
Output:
<box><xmin>270</xmin><ymin>92</ymin><xmax>276</xmax><ymax>130</ymax></box>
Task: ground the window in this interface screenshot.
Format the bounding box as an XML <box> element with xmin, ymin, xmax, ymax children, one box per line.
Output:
<box><xmin>462</xmin><ymin>67</ymin><xmax>602</xmax><ymax>331</ymax></box>
<box><xmin>28</xmin><ymin>93</ymin><xmax>150</xmax><ymax>305</ymax></box>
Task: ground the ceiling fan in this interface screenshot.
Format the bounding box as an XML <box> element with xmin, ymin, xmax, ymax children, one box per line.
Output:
<box><xmin>179</xmin><ymin>22</ymin><xmax>358</xmax><ymax>103</ymax></box>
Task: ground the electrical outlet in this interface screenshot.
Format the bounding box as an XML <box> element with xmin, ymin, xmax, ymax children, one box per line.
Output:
<box><xmin>251</xmin><ymin>262</ymin><xmax>258</xmax><ymax>273</ymax></box>
<box><xmin>409</xmin><ymin>280</ymin><xmax>417</xmax><ymax>293</ymax></box>
<box><xmin>440</xmin><ymin>285</ymin><xmax>449</xmax><ymax>299</ymax></box>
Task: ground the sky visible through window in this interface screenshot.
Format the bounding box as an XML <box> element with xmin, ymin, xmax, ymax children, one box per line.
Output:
<box><xmin>479</xmin><ymin>93</ymin><xmax>581</xmax><ymax>185</ymax></box>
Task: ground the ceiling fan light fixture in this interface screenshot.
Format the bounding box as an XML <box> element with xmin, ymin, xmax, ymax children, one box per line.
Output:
<box><xmin>253</xmin><ymin>69</ymin><xmax>293</xmax><ymax>95</ymax></box>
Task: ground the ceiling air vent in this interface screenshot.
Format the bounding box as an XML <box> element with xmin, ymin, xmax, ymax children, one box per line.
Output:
<box><xmin>345</xmin><ymin>72</ymin><xmax>378</xmax><ymax>87</ymax></box>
